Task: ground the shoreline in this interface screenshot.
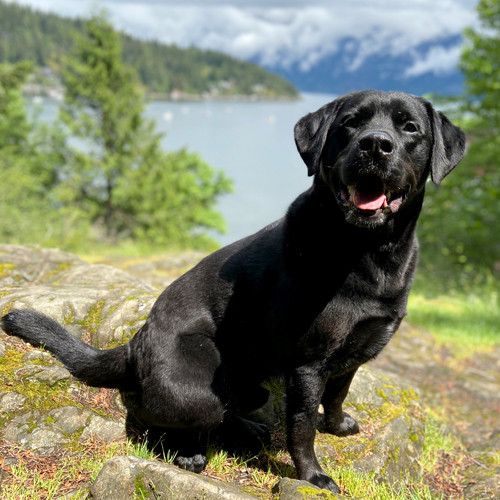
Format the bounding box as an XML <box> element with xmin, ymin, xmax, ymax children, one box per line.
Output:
<box><xmin>22</xmin><ymin>85</ymin><xmax>301</xmax><ymax>103</ymax></box>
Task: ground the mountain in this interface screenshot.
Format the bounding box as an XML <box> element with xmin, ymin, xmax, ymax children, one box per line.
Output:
<box><xmin>260</xmin><ymin>36</ymin><xmax>464</xmax><ymax>97</ymax></box>
<box><xmin>0</xmin><ymin>0</ymin><xmax>298</xmax><ymax>99</ymax></box>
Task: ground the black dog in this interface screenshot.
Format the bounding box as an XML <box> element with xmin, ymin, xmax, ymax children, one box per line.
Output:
<box><xmin>1</xmin><ymin>91</ymin><xmax>465</xmax><ymax>493</ymax></box>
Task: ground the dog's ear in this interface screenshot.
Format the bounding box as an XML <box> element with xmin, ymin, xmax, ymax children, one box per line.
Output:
<box><xmin>427</xmin><ymin>105</ymin><xmax>466</xmax><ymax>185</ymax></box>
<box><xmin>294</xmin><ymin>98</ymin><xmax>345</xmax><ymax>176</ymax></box>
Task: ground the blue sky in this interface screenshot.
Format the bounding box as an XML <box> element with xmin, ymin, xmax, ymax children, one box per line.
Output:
<box><xmin>8</xmin><ymin>0</ymin><xmax>478</xmax><ymax>76</ymax></box>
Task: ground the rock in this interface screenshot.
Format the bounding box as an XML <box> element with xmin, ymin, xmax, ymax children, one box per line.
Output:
<box><xmin>0</xmin><ymin>391</ymin><xmax>27</xmax><ymax>412</ymax></box>
<box><xmin>0</xmin><ymin>244</ymin><xmax>157</xmax><ymax>346</ymax></box>
<box><xmin>372</xmin><ymin>323</ymin><xmax>500</xmax><ymax>497</ymax></box>
<box><xmin>79</xmin><ymin>414</ymin><xmax>126</xmax><ymax>442</ymax></box>
<box><xmin>463</xmin><ymin>430</ymin><xmax>500</xmax><ymax>499</ymax></box>
<box><xmin>313</xmin><ymin>365</ymin><xmax>424</xmax><ymax>487</ymax></box>
<box><xmin>49</xmin><ymin>406</ymin><xmax>91</xmax><ymax>434</ymax></box>
<box><xmin>14</xmin><ymin>363</ymin><xmax>72</xmax><ymax>386</ymax></box>
<box><xmin>273</xmin><ymin>477</ymin><xmax>346</xmax><ymax>499</ymax></box>
<box><xmin>463</xmin><ymin>468</ymin><xmax>500</xmax><ymax>500</ymax></box>
<box><xmin>0</xmin><ymin>244</ymin><xmax>84</xmax><ymax>286</ymax></box>
<box><xmin>114</xmin><ymin>251</ymin><xmax>206</xmax><ymax>290</ymax></box>
<box><xmin>3</xmin><ymin>411</ymin><xmax>68</xmax><ymax>453</ymax></box>
<box><xmin>0</xmin><ymin>341</ymin><xmax>6</xmax><ymax>358</ymax></box>
<box><xmin>89</xmin><ymin>455</ymin><xmax>260</xmax><ymax>499</ymax></box>
<box><xmin>22</xmin><ymin>350</ymin><xmax>55</xmax><ymax>363</ymax></box>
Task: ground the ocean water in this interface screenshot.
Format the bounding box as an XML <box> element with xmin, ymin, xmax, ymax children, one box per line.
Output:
<box><xmin>31</xmin><ymin>92</ymin><xmax>336</xmax><ymax>246</ymax></box>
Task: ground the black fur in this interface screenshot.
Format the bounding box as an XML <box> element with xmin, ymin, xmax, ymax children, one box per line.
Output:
<box><xmin>1</xmin><ymin>91</ymin><xmax>465</xmax><ymax>493</ymax></box>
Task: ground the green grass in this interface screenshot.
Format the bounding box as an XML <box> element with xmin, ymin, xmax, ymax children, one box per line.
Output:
<box><xmin>0</xmin><ymin>438</ymin><xmax>165</xmax><ymax>500</ymax></box>
<box><xmin>322</xmin><ymin>466</ymin><xmax>441</xmax><ymax>500</ymax></box>
<box><xmin>420</xmin><ymin>411</ymin><xmax>465</xmax><ymax>473</ymax></box>
<box><xmin>408</xmin><ymin>292</ymin><xmax>499</xmax><ymax>355</ymax></box>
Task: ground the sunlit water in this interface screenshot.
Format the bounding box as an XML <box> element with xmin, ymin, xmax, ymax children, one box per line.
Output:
<box><xmin>30</xmin><ymin>92</ymin><xmax>335</xmax><ymax>246</ymax></box>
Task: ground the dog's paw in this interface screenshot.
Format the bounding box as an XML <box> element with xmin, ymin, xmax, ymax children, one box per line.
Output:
<box><xmin>325</xmin><ymin>411</ymin><xmax>360</xmax><ymax>437</ymax></box>
<box><xmin>305</xmin><ymin>471</ymin><xmax>341</xmax><ymax>493</ymax></box>
<box><xmin>174</xmin><ymin>453</ymin><xmax>207</xmax><ymax>474</ymax></box>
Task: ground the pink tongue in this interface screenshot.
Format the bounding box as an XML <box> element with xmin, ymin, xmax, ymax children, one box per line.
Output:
<box><xmin>353</xmin><ymin>191</ymin><xmax>387</xmax><ymax>211</ymax></box>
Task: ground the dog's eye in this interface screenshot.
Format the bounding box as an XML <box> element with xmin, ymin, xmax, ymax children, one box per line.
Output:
<box><xmin>403</xmin><ymin>122</ymin><xmax>418</xmax><ymax>133</ymax></box>
<box><xmin>342</xmin><ymin>116</ymin><xmax>359</xmax><ymax>128</ymax></box>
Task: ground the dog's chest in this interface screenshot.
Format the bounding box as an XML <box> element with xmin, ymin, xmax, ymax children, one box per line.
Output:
<box><xmin>314</xmin><ymin>265</ymin><xmax>408</xmax><ymax>372</ymax></box>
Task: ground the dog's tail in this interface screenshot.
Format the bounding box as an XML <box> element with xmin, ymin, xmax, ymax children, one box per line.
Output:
<box><xmin>1</xmin><ymin>309</ymin><xmax>133</xmax><ymax>389</ymax></box>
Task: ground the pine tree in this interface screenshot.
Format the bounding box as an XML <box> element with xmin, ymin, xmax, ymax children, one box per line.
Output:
<box><xmin>417</xmin><ymin>0</ymin><xmax>500</xmax><ymax>292</ymax></box>
<box><xmin>0</xmin><ymin>61</ymin><xmax>88</xmax><ymax>248</ymax></box>
<box><xmin>59</xmin><ymin>12</ymin><xmax>232</xmax><ymax>246</ymax></box>
<box><xmin>0</xmin><ymin>60</ymin><xmax>32</xmax><ymax>150</ymax></box>
<box><xmin>59</xmin><ymin>12</ymin><xmax>159</xmax><ymax>237</ymax></box>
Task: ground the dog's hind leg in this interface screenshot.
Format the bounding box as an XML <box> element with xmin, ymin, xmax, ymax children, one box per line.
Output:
<box><xmin>321</xmin><ymin>369</ymin><xmax>360</xmax><ymax>436</ymax></box>
<box><xmin>127</xmin><ymin>332</ymin><xmax>230</xmax><ymax>472</ymax></box>
<box><xmin>124</xmin><ymin>410</ymin><xmax>210</xmax><ymax>473</ymax></box>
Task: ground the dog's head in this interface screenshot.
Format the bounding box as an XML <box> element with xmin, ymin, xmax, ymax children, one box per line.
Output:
<box><xmin>294</xmin><ymin>90</ymin><xmax>466</xmax><ymax>228</ymax></box>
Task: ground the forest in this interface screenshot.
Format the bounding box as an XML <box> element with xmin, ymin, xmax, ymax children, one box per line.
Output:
<box><xmin>0</xmin><ymin>0</ymin><xmax>298</xmax><ymax>99</ymax></box>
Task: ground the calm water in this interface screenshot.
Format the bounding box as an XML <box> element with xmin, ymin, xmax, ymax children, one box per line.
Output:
<box><xmin>31</xmin><ymin>93</ymin><xmax>336</xmax><ymax>246</ymax></box>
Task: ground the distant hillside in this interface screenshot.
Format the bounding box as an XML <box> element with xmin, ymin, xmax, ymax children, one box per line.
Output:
<box><xmin>0</xmin><ymin>0</ymin><xmax>298</xmax><ymax>99</ymax></box>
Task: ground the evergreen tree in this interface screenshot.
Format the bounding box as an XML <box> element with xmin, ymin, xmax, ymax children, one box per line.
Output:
<box><xmin>59</xmin><ymin>12</ymin><xmax>232</xmax><ymax>246</ymax></box>
<box><xmin>0</xmin><ymin>61</ymin><xmax>89</xmax><ymax>248</ymax></box>
<box><xmin>417</xmin><ymin>0</ymin><xmax>500</xmax><ymax>292</ymax></box>
<box><xmin>59</xmin><ymin>12</ymin><xmax>155</xmax><ymax>236</ymax></box>
<box><xmin>115</xmin><ymin>149</ymin><xmax>232</xmax><ymax>248</ymax></box>
<box><xmin>0</xmin><ymin>60</ymin><xmax>32</xmax><ymax>150</ymax></box>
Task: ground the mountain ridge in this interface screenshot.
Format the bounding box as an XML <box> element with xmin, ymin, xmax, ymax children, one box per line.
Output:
<box><xmin>260</xmin><ymin>35</ymin><xmax>464</xmax><ymax>97</ymax></box>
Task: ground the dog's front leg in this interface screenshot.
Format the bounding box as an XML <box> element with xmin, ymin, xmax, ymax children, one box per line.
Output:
<box><xmin>321</xmin><ymin>369</ymin><xmax>360</xmax><ymax>436</ymax></box>
<box><xmin>286</xmin><ymin>366</ymin><xmax>340</xmax><ymax>493</ymax></box>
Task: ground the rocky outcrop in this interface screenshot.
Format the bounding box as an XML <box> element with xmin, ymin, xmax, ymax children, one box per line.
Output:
<box><xmin>0</xmin><ymin>244</ymin><xmax>156</xmax><ymax>346</ymax></box>
<box><xmin>0</xmin><ymin>244</ymin><xmax>489</xmax><ymax>499</ymax></box>
<box><xmin>90</xmin><ymin>455</ymin><xmax>262</xmax><ymax>500</ymax></box>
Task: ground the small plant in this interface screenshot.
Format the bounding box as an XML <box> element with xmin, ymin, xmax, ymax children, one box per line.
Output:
<box><xmin>207</xmin><ymin>447</ymin><xmax>230</xmax><ymax>474</ymax></box>
<box><xmin>250</xmin><ymin>466</ymin><xmax>274</xmax><ymax>489</ymax></box>
<box><xmin>124</xmin><ymin>439</ymin><xmax>159</xmax><ymax>461</ymax></box>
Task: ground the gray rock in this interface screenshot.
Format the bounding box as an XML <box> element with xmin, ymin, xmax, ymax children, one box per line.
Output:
<box><xmin>89</xmin><ymin>455</ymin><xmax>260</xmax><ymax>499</ymax></box>
<box><xmin>0</xmin><ymin>340</ymin><xmax>6</xmax><ymax>358</ymax></box>
<box><xmin>0</xmin><ymin>244</ymin><xmax>84</xmax><ymax>286</ymax></box>
<box><xmin>79</xmin><ymin>414</ymin><xmax>126</xmax><ymax>442</ymax></box>
<box><xmin>14</xmin><ymin>363</ymin><xmax>71</xmax><ymax>386</ymax></box>
<box><xmin>314</xmin><ymin>444</ymin><xmax>336</xmax><ymax>463</ymax></box>
<box><xmin>22</xmin><ymin>350</ymin><xmax>56</xmax><ymax>363</ymax></box>
<box><xmin>0</xmin><ymin>245</ymin><xmax>157</xmax><ymax>347</ymax></box>
<box><xmin>314</xmin><ymin>365</ymin><xmax>424</xmax><ymax>487</ymax></box>
<box><xmin>0</xmin><ymin>391</ymin><xmax>27</xmax><ymax>412</ymax></box>
<box><xmin>463</xmin><ymin>466</ymin><xmax>500</xmax><ymax>500</ymax></box>
<box><xmin>273</xmin><ymin>477</ymin><xmax>346</xmax><ymax>499</ymax></box>
<box><xmin>3</xmin><ymin>411</ymin><xmax>68</xmax><ymax>454</ymax></box>
<box><xmin>3</xmin><ymin>412</ymin><xmax>32</xmax><ymax>442</ymax></box>
<box><xmin>24</xmin><ymin>427</ymin><xmax>68</xmax><ymax>453</ymax></box>
<box><xmin>49</xmin><ymin>406</ymin><xmax>91</xmax><ymax>434</ymax></box>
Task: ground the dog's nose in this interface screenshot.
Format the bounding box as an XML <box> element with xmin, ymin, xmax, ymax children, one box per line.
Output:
<box><xmin>359</xmin><ymin>131</ymin><xmax>394</xmax><ymax>156</ymax></box>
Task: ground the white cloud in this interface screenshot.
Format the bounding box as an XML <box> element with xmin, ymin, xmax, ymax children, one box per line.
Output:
<box><xmin>404</xmin><ymin>44</ymin><xmax>463</xmax><ymax>77</ymax></box>
<box><xmin>8</xmin><ymin>0</ymin><xmax>479</xmax><ymax>76</ymax></box>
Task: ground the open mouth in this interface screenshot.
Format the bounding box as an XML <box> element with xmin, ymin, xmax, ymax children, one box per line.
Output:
<box><xmin>338</xmin><ymin>173</ymin><xmax>406</xmax><ymax>216</ymax></box>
